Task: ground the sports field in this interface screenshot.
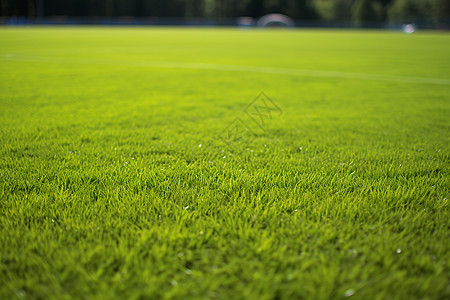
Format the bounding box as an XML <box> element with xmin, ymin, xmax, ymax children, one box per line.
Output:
<box><xmin>0</xmin><ymin>27</ymin><xmax>449</xmax><ymax>299</ymax></box>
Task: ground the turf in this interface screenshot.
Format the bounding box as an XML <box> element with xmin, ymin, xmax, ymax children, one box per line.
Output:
<box><xmin>0</xmin><ymin>27</ymin><xmax>449</xmax><ymax>299</ymax></box>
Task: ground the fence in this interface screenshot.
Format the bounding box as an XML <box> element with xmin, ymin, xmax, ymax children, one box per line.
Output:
<box><xmin>1</xmin><ymin>16</ymin><xmax>449</xmax><ymax>30</ymax></box>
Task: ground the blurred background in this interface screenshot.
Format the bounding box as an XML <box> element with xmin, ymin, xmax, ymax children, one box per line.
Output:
<box><xmin>0</xmin><ymin>0</ymin><xmax>449</xmax><ymax>29</ymax></box>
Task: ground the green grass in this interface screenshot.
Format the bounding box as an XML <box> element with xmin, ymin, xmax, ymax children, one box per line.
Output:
<box><xmin>0</xmin><ymin>27</ymin><xmax>449</xmax><ymax>299</ymax></box>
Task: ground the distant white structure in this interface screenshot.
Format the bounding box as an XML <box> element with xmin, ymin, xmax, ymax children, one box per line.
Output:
<box><xmin>256</xmin><ymin>14</ymin><xmax>295</xmax><ymax>28</ymax></box>
<box><xmin>402</xmin><ymin>24</ymin><xmax>416</xmax><ymax>34</ymax></box>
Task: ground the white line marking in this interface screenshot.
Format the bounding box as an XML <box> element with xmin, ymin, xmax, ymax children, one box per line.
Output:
<box><xmin>1</xmin><ymin>54</ymin><xmax>449</xmax><ymax>85</ymax></box>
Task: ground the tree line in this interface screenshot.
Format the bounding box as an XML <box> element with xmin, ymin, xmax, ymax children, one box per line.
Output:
<box><xmin>1</xmin><ymin>0</ymin><xmax>449</xmax><ymax>24</ymax></box>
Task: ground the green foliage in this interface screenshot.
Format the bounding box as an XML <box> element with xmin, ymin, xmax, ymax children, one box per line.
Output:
<box><xmin>0</xmin><ymin>0</ymin><xmax>320</xmax><ymax>19</ymax></box>
<box><xmin>388</xmin><ymin>0</ymin><xmax>433</xmax><ymax>23</ymax></box>
<box><xmin>0</xmin><ymin>28</ymin><xmax>449</xmax><ymax>299</ymax></box>
<box><xmin>352</xmin><ymin>0</ymin><xmax>382</xmax><ymax>24</ymax></box>
<box><xmin>332</xmin><ymin>0</ymin><xmax>354</xmax><ymax>21</ymax></box>
<box><xmin>431</xmin><ymin>0</ymin><xmax>450</xmax><ymax>22</ymax></box>
<box><xmin>313</xmin><ymin>0</ymin><xmax>335</xmax><ymax>21</ymax></box>
<box><xmin>3</xmin><ymin>0</ymin><xmax>448</xmax><ymax>25</ymax></box>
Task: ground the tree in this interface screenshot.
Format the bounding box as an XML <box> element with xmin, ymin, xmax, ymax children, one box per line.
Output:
<box><xmin>333</xmin><ymin>0</ymin><xmax>354</xmax><ymax>21</ymax></box>
<box><xmin>373</xmin><ymin>0</ymin><xmax>394</xmax><ymax>21</ymax></box>
<box><xmin>388</xmin><ymin>0</ymin><xmax>433</xmax><ymax>24</ymax></box>
<box><xmin>431</xmin><ymin>0</ymin><xmax>450</xmax><ymax>22</ymax></box>
<box><xmin>353</xmin><ymin>0</ymin><xmax>380</xmax><ymax>25</ymax></box>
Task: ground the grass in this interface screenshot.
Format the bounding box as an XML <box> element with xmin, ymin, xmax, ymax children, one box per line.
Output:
<box><xmin>0</xmin><ymin>27</ymin><xmax>449</xmax><ymax>299</ymax></box>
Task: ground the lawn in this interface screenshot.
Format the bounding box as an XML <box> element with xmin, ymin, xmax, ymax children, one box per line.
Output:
<box><xmin>0</xmin><ymin>27</ymin><xmax>449</xmax><ymax>299</ymax></box>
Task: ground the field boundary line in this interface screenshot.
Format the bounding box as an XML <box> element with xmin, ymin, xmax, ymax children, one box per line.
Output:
<box><xmin>2</xmin><ymin>54</ymin><xmax>449</xmax><ymax>85</ymax></box>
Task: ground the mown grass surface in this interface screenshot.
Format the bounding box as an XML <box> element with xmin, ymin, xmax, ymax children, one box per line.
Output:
<box><xmin>0</xmin><ymin>27</ymin><xmax>449</xmax><ymax>299</ymax></box>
